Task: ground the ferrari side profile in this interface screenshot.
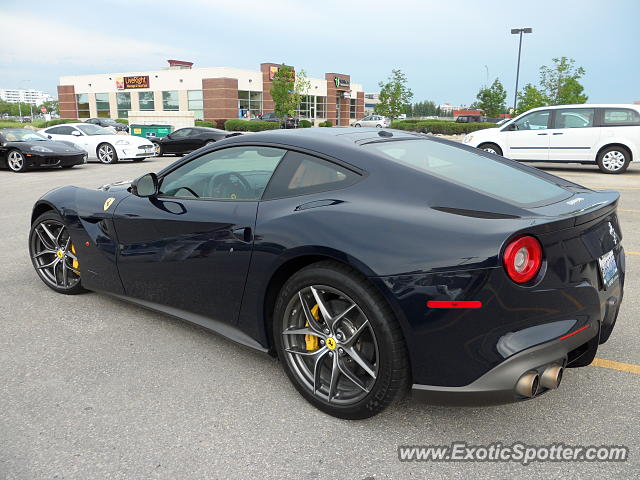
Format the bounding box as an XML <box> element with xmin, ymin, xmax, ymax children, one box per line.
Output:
<box><xmin>28</xmin><ymin>128</ymin><xmax>625</xmax><ymax>419</ymax></box>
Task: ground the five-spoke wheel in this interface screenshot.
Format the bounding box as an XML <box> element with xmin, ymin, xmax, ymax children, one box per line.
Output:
<box><xmin>7</xmin><ymin>150</ymin><xmax>27</xmax><ymax>172</ymax></box>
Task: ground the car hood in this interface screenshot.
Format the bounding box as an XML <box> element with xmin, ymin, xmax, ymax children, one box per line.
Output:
<box><xmin>8</xmin><ymin>140</ymin><xmax>85</xmax><ymax>154</ymax></box>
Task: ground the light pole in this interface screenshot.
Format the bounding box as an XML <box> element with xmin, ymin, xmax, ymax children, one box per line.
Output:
<box><xmin>511</xmin><ymin>27</ymin><xmax>532</xmax><ymax>113</ymax></box>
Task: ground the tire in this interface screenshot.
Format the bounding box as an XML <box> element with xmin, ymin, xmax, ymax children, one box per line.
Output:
<box><xmin>597</xmin><ymin>146</ymin><xmax>630</xmax><ymax>174</ymax></box>
<box><xmin>354</xmin><ymin>123</ymin><xmax>361</xmax><ymax>128</ymax></box>
<box><xmin>274</xmin><ymin>261</ymin><xmax>409</xmax><ymax>419</ymax></box>
<box><xmin>7</xmin><ymin>149</ymin><xmax>28</xmax><ymax>172</ymax></box>
<box><xmin>376</xmin><ymin>124</ymin><xmax>383</xmax><ymax>128</ymax></box>
<box><xmin>154</xmin><ymin>143</ymin><xmax>163</xmax><ymax>157</ymax></box>
<box><xmin>478</xmin><ymin>143</ymin><xmax>503</xmax><ymax>156</ymax></box>
<box><xmin>29</xmin><ymin>211</ymin><xmax>87</xmax><ymax>295</ymax></box>
<box><xmin>97</xmin><ymin>143</ymin><xmax>118</xmax><ymax>164</ymax></box>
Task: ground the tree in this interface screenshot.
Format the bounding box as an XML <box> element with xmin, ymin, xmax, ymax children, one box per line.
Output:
<box><xmin>515</xmin><ymin>84</ymin><xmax>547</xmax><ymax>115</ymax></box>
<box><xmin>539</xmin><ymin>56</ymin><xmax>588</xmax><ymax>105</ymax></box>
<box><xmin>471</xmin><ymin>78</ymin><xmax>507</xmax><ymax>117</ymax></box>
<box><xmin>375</xmin><ymin>69</ymin><xmax>413</xmax><ymax>120</ymax></box>
<box><xmin>269</xmin><ymin>64</ymin><xmax>310</xmax><ymax>126</ymax></box>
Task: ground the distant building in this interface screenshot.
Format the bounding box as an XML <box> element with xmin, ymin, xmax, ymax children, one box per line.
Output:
<box><xmin>0</xmin><ymin>88</ymin><xmax>54</xmax><ymax>105</ymax></box>
<box><xmin>364</xmin><ymin>93</ymin><xmax>380</xmax><ymax>115</ymax></box>
<box><xmin>438</xmin><ymin>103</ymin><xmax>469</xmax><ymax>115</ymax></box>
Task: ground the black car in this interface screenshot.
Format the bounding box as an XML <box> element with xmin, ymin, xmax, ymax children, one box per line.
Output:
<box><xmin>258</xmin><ymin>112</ymin><xmax>299</xmax><ymax>128</ymax></box>
<box><xmin>27</xmin><ymin>128</ymin><xmax>624</xmax><ymax>419</ymax></box>
<box><xmin>85</xmin><ymin>118</ymin><xmax>129</xmax><ymax>132</ymax></box>
<box><xmin>151</xmin><ymin>127</ymin><xmax>240</xmax><ymax>156</ymax></box>
<box><xmin>0</xmin><ymin>128</ymin><xmax>86</xmax><ymax>173</ymax></box>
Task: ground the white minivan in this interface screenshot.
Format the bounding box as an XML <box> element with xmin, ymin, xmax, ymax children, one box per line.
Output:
<box><xmin>463</xmin><ymin>104</ymin><xmax>640</xmax><ymax>173</ymax></box>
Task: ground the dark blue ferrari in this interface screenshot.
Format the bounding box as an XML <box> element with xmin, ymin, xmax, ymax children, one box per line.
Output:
<box><xmin>28</xmin><ymin>128</ymin><xmax>625</xmax><ymax>419</ymax></box>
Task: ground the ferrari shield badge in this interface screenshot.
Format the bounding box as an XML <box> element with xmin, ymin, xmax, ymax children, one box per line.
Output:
<box><xmin>103</xmin><ymin>197</ymin><xmax>115</xmax><ymax>211</ymax></box>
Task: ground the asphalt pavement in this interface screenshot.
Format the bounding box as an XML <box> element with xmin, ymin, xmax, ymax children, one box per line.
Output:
<box><xmin>0</xmin><ymin>156</ymin><xmax>638</xmax><ymax>479</ymax></box>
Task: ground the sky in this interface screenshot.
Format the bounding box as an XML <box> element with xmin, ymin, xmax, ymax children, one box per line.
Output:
<box><xmin>1</xmin><ymin>0</ymin><xmax>638</xmax><ymax>106</ymax></box>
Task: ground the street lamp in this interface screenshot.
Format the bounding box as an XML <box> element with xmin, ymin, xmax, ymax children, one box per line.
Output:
<box><xmin>511</xmin><ymin>27</ymin><xmax>532</xmax><ymax>113</ymax></box>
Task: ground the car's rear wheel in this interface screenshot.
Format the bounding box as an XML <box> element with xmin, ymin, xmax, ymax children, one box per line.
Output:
<box><xmin>597</xmin><ymin>146</ymin><xmax>630</xmax><ymax>174</ymax></box>
<box><xmin>7</xmin><ymin>150</ymin><xmax>28</xmax><ymax>172</ymax></box>
<box><xmin>274</xmin><ymin>261</ymin><xmax>409</xmax><ymax>419</ymax></box>
<box><xmin>354</xmin><ymin>123</ymin><xmax>361</xmax><ymax>127</ymax></box>
<box><xmin>97</xmin><ymin>143</ymin><xmax>118</xmax><ymax>164</ymax></box>
<box><xmin>376</xmin><ymin>124</ymin><xmax>383</xmax><ymax>128</ymax></box>
<box><xmin>29</xmin><ymin>211</ymin><xmax>87</xmax><ymax>295</ymax></box>
<box><xmin>478</xmin><ymin>143</ymin><xmax>503</xmax><ymax>156</ymax></box>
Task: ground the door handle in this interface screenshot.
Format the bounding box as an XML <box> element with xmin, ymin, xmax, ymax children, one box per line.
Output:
<box><xmin>552</xmin><ymin>132</ymin><xmax>563</xmax><ymax>135</ymax></box>
<box><xmin>537</xmin><ymin>133</ymin><xmax>548</xmax><ymax>136</ymax></box>
<box><xmin>232</xmin><ymin>227</ymin><xmax>253</xmax><ymax>243</ymax></box>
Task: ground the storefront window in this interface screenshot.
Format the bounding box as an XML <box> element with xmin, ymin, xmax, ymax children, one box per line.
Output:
<box><xmin>139</xmin><ymin>91</ymin><xmax>155</xmax><ymax>111</ymax></box>
<box><xmin>350</xmin><ymin>98</ymin><xmax>357</xmax><ymax>119</ymax></box>
<box><xmin>238</xmin><ymin>90</ymin><xmax>262</xmax><ymax>119</ymax></box>
<box><xmin>162</xmin><ymin>91</ymin><xmax>179</xmax><ymax>111</ymax></box>
<box><xmin>96</xmin><ymin>93</ymin><xmax>110</xmax><ymax>118</ymax></box>
<box><xmin>298</xmin><ymin>95</ymin><xmax>316</xmax><ymax>119</ymax></box>
<box><xmin>315</xmin><ymin>96</ymin><xmax>326</xmax><ymax>119</ymax></box>
<box><xmin>76</xmin><ymin>93</ymin><xmax>90</xmax><ymax>118</ymax></box>
<box><xmin>187</xmin><ymin>90</ymin><xmax>204</xmax><ymax>120</ymax></box>
<box><xmin>116</xmin><ymin>92</ymin><xmax>131</xmax><ymax>118</ymax></box>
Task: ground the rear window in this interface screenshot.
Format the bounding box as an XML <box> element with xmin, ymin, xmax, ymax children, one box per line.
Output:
<box><xmin>602</xmin><ymin>108</ymin><xmax>640</xmax><ymax>125</ymax></box>
<box><xmin>364</xmin><ymin>139</ymin><xmax>569</xmax><ymax>206</ymax></box>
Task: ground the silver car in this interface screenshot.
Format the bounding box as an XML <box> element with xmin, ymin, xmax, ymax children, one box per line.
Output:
<box><xmin>352</xmin><ymin>115</ymin><xmax>390</xmax><ymax>128</ymax></box>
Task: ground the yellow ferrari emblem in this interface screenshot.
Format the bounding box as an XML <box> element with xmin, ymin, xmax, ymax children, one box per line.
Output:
<box><xmin>230</xmin><ymin>193</ymin><xmax>237</xmax><ymax>199</ymax></box>
<box><xmin>56</xmin><ymin>250</ymin><xmax>64</xmax><ymax>259</ymax></box>
<box><xmin>326</xmin><ymin>337</ymin><xmax>337</xmax><ymax>350</ymax></box>
<box><xmin>103</xmin><ymin>197</ymin><xmax>115</xmax><ymax>211</ymax></box>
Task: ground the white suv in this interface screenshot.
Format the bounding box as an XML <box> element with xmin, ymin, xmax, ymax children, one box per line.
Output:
<box><xmin>462</xmin><ymin>104</ymin><xmax>640</xmax><ymax>173</ymax></box>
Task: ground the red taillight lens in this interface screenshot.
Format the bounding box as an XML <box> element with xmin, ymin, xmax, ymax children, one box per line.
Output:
<box><xmin>503</xmin><ymin>235</ymin><xmax>542</xmax><ymax>284</ymax></box>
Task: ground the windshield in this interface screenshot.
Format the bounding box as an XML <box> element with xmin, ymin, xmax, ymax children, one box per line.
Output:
<box><xmin>76</xmin><ymin>124</ymin><xmax>113</xmax><ymax>136</ymax></box>
<box><xmin>1</xmin><ymin>129</ymin><xmax>48</xmax><ymax>142</ymax></box>
<box><xmin>364</xmin><ymin>139</ymin><xmax>570</xmax><ymax>207</ymax></box>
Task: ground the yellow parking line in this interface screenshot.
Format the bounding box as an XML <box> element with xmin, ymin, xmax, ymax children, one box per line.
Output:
<box><xmin>587</xmin><ymin>186</ymin><xmax>640</xmax><ymax>191</ymax></box>
<box><xmin>592</xmin><ymin>358</ymin><xmax>640</xmax><ymax>374</ymax></box>
<box><xmin>626</xmin><ymin>251</ymin><xmax>640</xmax><ymax>256</ymax></box>
<box><xmin>619</xmin><ymin>209</ymin><xmax>640</xmax><ymax>213</ymax></box>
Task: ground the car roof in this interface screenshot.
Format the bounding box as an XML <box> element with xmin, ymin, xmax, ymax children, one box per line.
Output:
<box><xmin>526</xmin><ymin>104</ymin><xmax>640</xmax><ymax>112</ymax></box>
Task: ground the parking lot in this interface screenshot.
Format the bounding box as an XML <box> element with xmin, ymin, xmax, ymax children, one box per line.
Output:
<box><xmin>1</xmin><ymin>157</ymin><xmax>638</xmax><ymax>479</ymax></box>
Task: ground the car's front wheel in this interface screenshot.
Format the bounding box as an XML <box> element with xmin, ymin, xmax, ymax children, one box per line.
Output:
<box><xmin>478</xmin><ymin>143</ymin><xmax>503</xmax><ymax>156</ymax></box>
<box><xmin>274</xmin><ymin>261</ymin><xmax>409</xmax><ymax>419</ymax></box>
<box><xmin>597</xmin><ymin>146</ymin><xmax>630</xmax><ymax>174</ymax></box>
<box><xmin>97</xmin><ymin>143</ymin><xmax>118</xmax><ymax>164</ymax></box>
<box><xmin>354</xmin><ymin>123</ymin><xmax>361</xmax><ymax>127</ymax></box>
<box><xmin>29</xmin><ymin>211</ymin><xmax>87</xmax><ymax>295</ymax></box>
<box><xmin>154</xmin><ymin>143</ymin><xmax>163</xmax><ymax>157</ymax></box>
<box><xmin>7</xmin><ymin>149</ymin><xmax>28</xmax><ymax>172</ymax></box>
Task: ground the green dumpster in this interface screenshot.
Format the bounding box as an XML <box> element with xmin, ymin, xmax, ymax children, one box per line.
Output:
<box><xmin>130</xmin><ymin>124</ymin><xmax>173</xmax><ymax>139</ymax></box>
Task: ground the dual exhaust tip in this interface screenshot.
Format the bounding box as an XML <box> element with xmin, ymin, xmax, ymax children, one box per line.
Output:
<box><xmin>515</xmin><ymin>365</ymin><xmax>563</xmax><ymax>398</ymax></box>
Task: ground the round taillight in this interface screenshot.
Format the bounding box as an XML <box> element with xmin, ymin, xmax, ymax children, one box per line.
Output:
<box><xmin>503</xmin><ymin>235</ymin><xmax>542</xmax><ymax>284</ymax></box>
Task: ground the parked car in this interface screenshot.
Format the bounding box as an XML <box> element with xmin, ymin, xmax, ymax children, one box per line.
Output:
<box><xmin>41</xmin><ymin>123</ymin><xmax>155</xmax><ymax>164</ymax></box>
<box><xmin>151</xmin><ymin>127</ymin><xmax>240</xmax><ymax>156</ymax></box>
<box><xmin>85</xmin><ymin>118</ymin><xmax>129</xmax><ymax>133</ymax></box>
<box><xmin>352</xmin><ymin>115</ymin><xmax>390</xmax><ymax>128</ymax></box>
<box><xmin>0</xmin><ymin>128</ymin><xmax>86</xmax><ymax>173</ymax></box>
<box><xmin>463</xmin><ymin>104</ymin><xmax>640</xmax><ymax>173</ymax></box>
<box><xmin>28</xmin><ymin>128</ymin><xmax>623</xmax><ymax>418</ymax></box>
<box><xmin>257</xmin><ymin>112</ymin><xmax>299</xmax><ymax>128</ymax></box>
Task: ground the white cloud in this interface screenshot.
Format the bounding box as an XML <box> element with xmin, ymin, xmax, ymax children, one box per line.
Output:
<box><xmin>0</xmin><ymin>13</ymin><xmax>189</xmax><ymax>67</ymax></box>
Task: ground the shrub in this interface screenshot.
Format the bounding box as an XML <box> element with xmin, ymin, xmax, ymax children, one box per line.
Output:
<box><xmin>195</xmin><ymin>120</ymin><xmax>216</xmax><ymax>128</ymax></box>
<box><xmin>299</xmin><ymin>119</ymin><xmax>312</xmax><ymax>128</ymax></box>
<box><xmin>0</xmin><ymin>120</ymin><xmax>24</xmax><ymax>128</ymax></box>
<box><xmin>319</xmin><ymin>120</ymin><xmax>333</xmax><ymax>127</ymax></box>
<box><xmin>224</xmin><ymin>119</ymin><xmax>281</xmax><ymax>132</ymax></box>
<box><xmin>115</xmin><ymin>118</ymin><xmax>129</xmax><ymax>125</ymax></box>
<box><xmin>391</xmin><ymin>120</ymin><xmax>496</xmax><ymax>135</ymax></box>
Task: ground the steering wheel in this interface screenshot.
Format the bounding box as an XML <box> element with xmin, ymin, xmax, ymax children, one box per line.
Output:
<box><xmin>207</xmin><ymin>171</ymin><xmax>252</xmax><ymax>199</ymax></box>
<box><xmin>174</xmin><ymin>186</ymin><xmax>200</xmax><ymax>198</ymax></box>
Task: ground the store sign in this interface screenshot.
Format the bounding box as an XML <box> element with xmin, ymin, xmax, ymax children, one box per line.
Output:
<box><xmin>342</xmin><ymin>92</ymin><xmax>351</xmax><ymax>99</ymax></box>
<box><xmin>334</xmin><ymin>76</ymin><xmax>350</xmax><ymax>88</ymax></box>
<box><xmin>116</xmin><ymin>76</ymin><xmax>150</xmax><ymax>90</ymax></box>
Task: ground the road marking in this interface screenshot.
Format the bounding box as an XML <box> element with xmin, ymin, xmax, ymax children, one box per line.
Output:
<box><xmin>619</xmin><ymin>209</ymin><xmax>640</xmax><ymax>213</ymax></box>
<box><xmin>592</xmin><ymin>358</ymin><xmax>640</xmax><ymax>374</ymax></box>
<box><xmin>586</xmin><ymin>186</ymin><xmax>640</xmax><ymax>191</ymax></box>
<box><xmin>625</xmin><ymin>251</ymin><xmax>640</xmax><ymax>256</ymax></box>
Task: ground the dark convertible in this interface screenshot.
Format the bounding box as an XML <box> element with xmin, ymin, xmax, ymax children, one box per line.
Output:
<box><xmin>1</xmin><ymin>128</ymin><xmax>86</xmax><ymax>173</ymax></box>
<box><xmin>28</xmin><ymin>128</ymin><xmax>625</xmax><ymax>418</ymax></box>
<box><xmin>151</xmin><ymin>126</ymin><xmax>240</xmax><ymax>156</ymax></box>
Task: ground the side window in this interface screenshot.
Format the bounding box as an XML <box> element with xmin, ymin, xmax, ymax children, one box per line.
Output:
<box><xmin>47</xmin><ymin>126</ymin><xmax>76</xmax><ymax>135</ymax></box>
<box><xmin>602</xmin><ymin>108</ymin><xmax>640</xmax><ymax>125</ymax></box>
<box><xmin>171</xmin><ymin>128</ymin><xmax>191</xmax><ymax>138</ymax></box>
<box><xmin>513</xmin><ymin>110</ymin><xmax>550</xmax><ymax>130</ymax></box>
<box><xmin>263</xmin><ymin>151</ymin><xmax>361</xmax><ymax>199</ymax></box>
<box><xmin>555</xmin><ymin>108</ymin><xmax>594</xmax><ymax>128</ymax></box>
<box><xmin>159</xmin><ymin>146</ymin><xmax>286</xmax><ymax>200</ymax></box>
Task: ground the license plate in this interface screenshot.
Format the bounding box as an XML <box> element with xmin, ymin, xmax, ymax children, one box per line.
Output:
<box><xmin>598</xmin><ymin>250</ymin><xmax>619</xmax><ymax>289</ymax></box>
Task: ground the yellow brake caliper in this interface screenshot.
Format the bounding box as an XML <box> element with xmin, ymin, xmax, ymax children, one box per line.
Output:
<box><xmin>71</xmin><ymin>244</ymin><xmax>79</xmax><ymax>271</ymax></box>
<box><xmin>305</xmin><ymin>304</ymin><xmax>320</xmax><ymax>351</ymax></box>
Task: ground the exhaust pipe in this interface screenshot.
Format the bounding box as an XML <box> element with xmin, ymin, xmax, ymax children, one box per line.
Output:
<box><xmin>540</xmin><ymin>365</ymin><xmax>563</xmax><ymax>390</ymax></box>
<box><xmin>515</xmin><ymin>372</ymin><xmax>540</xmax><ymax>398</ymax></box>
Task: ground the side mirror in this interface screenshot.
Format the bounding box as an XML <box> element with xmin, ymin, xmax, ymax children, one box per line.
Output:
<box><xmin>71</xmin><ymin>130</ymin><xmax>82</xmax><ymax>136</ymax></box>
<box><xmin>506</xmin><ymin>123</ymin><xmax>517</xmax><ymax>131</ymax></box>
<box><xmin>131</xmin><ymin>173</ymin><xmax>159</xmax><ymax>198</ymax></box>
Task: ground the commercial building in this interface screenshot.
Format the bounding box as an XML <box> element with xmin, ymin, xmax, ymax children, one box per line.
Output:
<box><xmin>0</xmin><ymin>88</ymin><xmax>53</xmax><ymax>105</ymax></box>
<box><xmin>364</xmin><ymin>93</ymin><xmax>380</xmax><ymax>115</ymax></box>
<box><xmin>58</xmin><ymin>61</ymin><xmax>365</xmax><ymax>127</ymax></box>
